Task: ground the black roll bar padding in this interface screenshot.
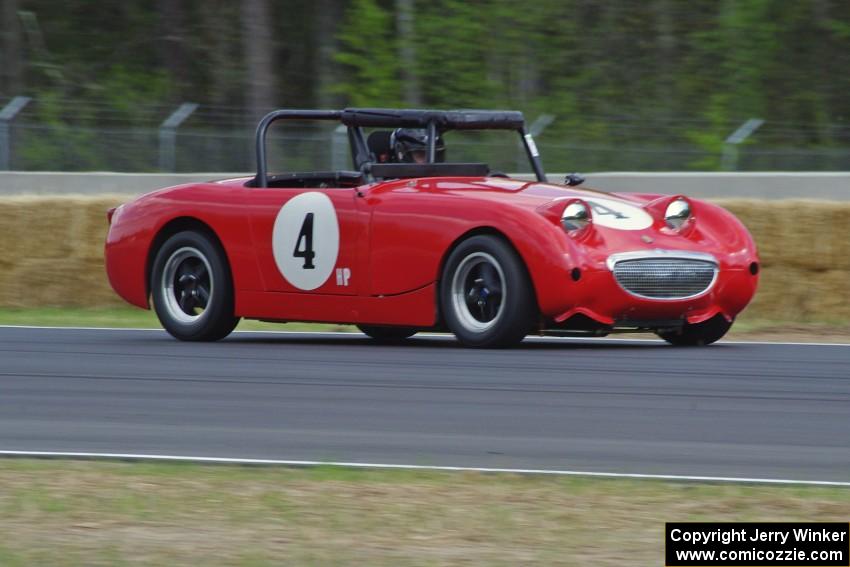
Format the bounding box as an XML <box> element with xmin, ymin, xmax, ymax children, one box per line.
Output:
<box><xmin>254</xmin><ymin>109</ymin><xmax>342</xmax><ymax>188</ymax></box>
<box><xmin>340</xmin><ymin>108</ymin><xmax>526</xmax><ymax>130</ymax></box>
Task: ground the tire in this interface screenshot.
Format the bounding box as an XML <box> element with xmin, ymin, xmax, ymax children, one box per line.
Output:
<box><xmin>357</xmin><ymin>325</ymin><xmax>418</xmax><ymax>342</ymax></box>
<box><xmin>151</xmin><ymin>230</ymin><xmax>239</xmax><ymax>341</ymax></box>
<box><xmin>440</xmin><ymin>235</ymin><xmax>537</xmax><ymax>348</ymax></box>
<box><xmin>656</xmin><ymin>314</ymin><xmax>732</xmax><ymax>346</ymax></box>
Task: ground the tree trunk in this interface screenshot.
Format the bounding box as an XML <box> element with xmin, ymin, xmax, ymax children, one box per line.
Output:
<box><xmin>157</xmin><ymin>0</ymin><xmax>188</xmax><ymax>97</ymax></box>
<box><xmin>395</xmin><ymin>0</ymin><xmax>421</xmax><ymax>105</ymax></box>
<box><xmin>241</xmin><ymin>0</ymin><xmax>275</xmax><ymax>120</ymax></box>
<box><xmin>811</xmin><ymin>0</ymin><xmax>832</xmax><ymax>145</ymax></box>
<box><xmin>1</xmin><ymin>0</ymin><xmax>23</xmax><ymax>96</ymax></box>
<box><xmin>653</xmin><ymin>0</ymin><xmax>675</xmax><ymax>117</ymax></box>
<box><xmin>200</xmin><ymin>0</ymin><xmax>235</xmax><ymax>107</ymax></box>
<box><xmin>314</xmin><ymin>0</ymin><xmax>342</xmax><ymax>108</ymax></box>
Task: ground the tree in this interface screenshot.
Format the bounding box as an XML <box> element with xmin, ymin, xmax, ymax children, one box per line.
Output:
<box><xmin>1</xmin><ymin>0</ymin><xmax>23</xmax><ymax>96</ymax></box>
<box><xmin>156</xmin><ymin>0</ymin><xmax>188</xmax><ymax>98</ymax></box>
<box><xmin>395</xmin><ymin>0</ymin><xmax>420</xmax><ymax>105</ymax></box>
<box><xmin>314</xmin><ymin>0</ymin><xmax>344</xmax><ymax>108</ymax></box>
<box><xmin>241</xmin><ymin>0</ymin><xmax>275</xmax><ymax>119</ymax></box>
<box><xmin>334</xmin><ymin>0</ymin><xmax>403</xmax><ymax>107</ymax></box>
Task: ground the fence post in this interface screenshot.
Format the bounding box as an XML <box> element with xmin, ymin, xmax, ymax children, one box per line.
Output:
<box><xmin>518</xmin><ymin>114</ymin><xmax>555</xmax><ymax>172</ymax></box>
<box><xmin>721</xmin><ymin>118</ymin><xmax>764</xmax><ymax>171</ymax></box>
<box><xmin>158</xmin><ymin>102</ymin><xmax>199</xmax><ymax>172</ymax></box>
<box><xmin>0</xmin><ymin>96</ymin><xmax>32</xmax><ymax>171</ymax></box>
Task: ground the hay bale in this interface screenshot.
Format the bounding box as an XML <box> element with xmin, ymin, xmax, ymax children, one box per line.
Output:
<box><xmin>0</xmin><ymin>196</ymin><xmax>75</xmax><ymax>261</ymax></box>
<box><xmin>1</xmin><ymin>256</ymin><xmax>123</xmax><ymax>308</ymax></box>
<box><xmin>0</xmin><ymin>194</ymin><xmax>127</xmax><ymax>263</ymax></box>
<box><xmin>0</xmin><ymin>195</ymin><xmax>129</xmax><ymax>308</ymax></box>
<box><xmin>805</xmin><ymin>269</ymin><xmax>850</xmax><ymax>321</ymax></box>
<box><xmin>67</xmin><ymin>195</ymin><xmax>127</xmax><ymax>261</ymax></box>
<box><xmin>743</xmin><ymin>265</ymin><xmax>807</xmax><ymax>319</ymax></box>
<box><xmin>744</xmin><ymin>265</ymin><xmax>850</xmax><ymax>322</ymax></box>
<box><xmin>0</xmin><ymin>195</ymin><xmax>847</xmax><ymax>316</ymax></box>
<box><xmin>726</xmin><ymin>202</ymin><xmax>850</xmax><ymax>321</ymax></box>
<box><xmin>716</xmin><ymin>199</ymin><xmax>850</xmax><ymax>271</ymax></box>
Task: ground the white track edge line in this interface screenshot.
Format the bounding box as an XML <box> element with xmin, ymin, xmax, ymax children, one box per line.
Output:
<box><xmin>0</xmin><ymin>450</ymin><xmax>847</xmax><ymax>487</ymax></box>
<box><xmin>1</xmin><ymin>325</ymin><xmax>848</xmax><ymax>346</ymax></box>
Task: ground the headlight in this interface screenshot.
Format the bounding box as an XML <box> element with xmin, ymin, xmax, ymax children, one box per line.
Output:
<box><xmin>664</xmin><ymin>198</ymin><xmax>692</xmax><ymax>230</ymax></box>
<box><xmin>562</xmin><ymin>200</ymin><xmax>591</xmax><ymax>233</ymax></box>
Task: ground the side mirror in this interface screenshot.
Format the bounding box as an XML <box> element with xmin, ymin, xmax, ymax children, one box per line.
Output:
<box><xmin>565</xmin><ymin>173</ymin><xmax>585</xmax><ymax>186</ymax></box>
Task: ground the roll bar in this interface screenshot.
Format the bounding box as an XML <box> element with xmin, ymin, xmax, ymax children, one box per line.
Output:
<box><xmin>253</xmin><ymin>108</ymin><xmax>546</xmax><ymax>187</ymax></box>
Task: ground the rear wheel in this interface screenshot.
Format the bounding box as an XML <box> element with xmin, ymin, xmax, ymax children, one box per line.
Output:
<box><xmin>151</xmin><ymin>230</ymin><xmax>239</xmax><ymax>341</ymax></box>
<box><xmin>656</xmin><ymin>314</ymin><xmax>732</xmax><ymax>346</ymax></box>
<box><xmin>357</xmin><ymin>325</ymin><xmax>418</xmax><ymax>342</ymax></box>
<box><xmin>440</xmin><ymin>235</ymin><xmax>537</xmax><ymax>348</ymax></box>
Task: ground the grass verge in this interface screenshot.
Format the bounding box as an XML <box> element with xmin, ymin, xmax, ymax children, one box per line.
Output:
<box><xmin>0</xmin><ymin>459</ymin><xmax>847</xmax><ymax>566</ymax></box>
<box><xmin>0</xmin><ymin>307</ymin><xmax>847</xmax><ymax>342</ymax></box>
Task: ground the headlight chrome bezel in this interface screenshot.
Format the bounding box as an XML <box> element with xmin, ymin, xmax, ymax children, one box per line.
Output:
<box><xmin>561</xmin><ymin>199</ymin><xmax>593</xmax><ymax>236</ymax></box>
<box><xmin>664</xmin><ymin>197</ymin><xmax>693</xmax><ymax>232</ymax></box>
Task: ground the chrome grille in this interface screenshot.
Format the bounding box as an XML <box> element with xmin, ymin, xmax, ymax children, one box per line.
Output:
<box><xmin>612</xmin><ymin>258</ymin><xmax>717</xmax><ymax>300</ymax></box>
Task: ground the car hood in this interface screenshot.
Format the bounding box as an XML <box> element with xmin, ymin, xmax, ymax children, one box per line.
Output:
<box><xmin>414</xmin><ymin>177</ymin><xmax>653</xmax><ymax>207</ymax></box>
<box><xmin>412</xmin><ymin>177</ymin><xmax>757</xmax><ymax>271</ymax></box>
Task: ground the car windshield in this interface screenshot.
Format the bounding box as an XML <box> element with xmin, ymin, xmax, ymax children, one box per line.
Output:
<box><xmin>441</xmin><ymin>130</ymin><xmax>532</xmax><ymax>175</ymax></box>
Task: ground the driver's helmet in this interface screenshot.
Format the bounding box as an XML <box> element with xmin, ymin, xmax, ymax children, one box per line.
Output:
<box><xmin>390</xmin><ymin>128</ymin><xmax>445</xmax><ymax>163</ymax></box>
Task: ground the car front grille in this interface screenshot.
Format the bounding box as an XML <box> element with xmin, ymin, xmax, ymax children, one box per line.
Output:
<box><xmin>611</xmin><ymin>257</ymin><xmax>717</xmax><ymax>300</ymax></box>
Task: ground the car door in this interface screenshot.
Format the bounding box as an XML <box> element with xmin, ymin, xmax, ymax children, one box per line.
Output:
<box><xmin>248</xmin><ymin>188</ymin><xmax>364</xmax><ymax>296</ymax></box>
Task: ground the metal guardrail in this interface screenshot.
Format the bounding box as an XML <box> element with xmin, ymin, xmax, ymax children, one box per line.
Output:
<box><xmin>1</xmin><ymin>171</ymin><xmax>848</xmax><ymax>200</ymax></box>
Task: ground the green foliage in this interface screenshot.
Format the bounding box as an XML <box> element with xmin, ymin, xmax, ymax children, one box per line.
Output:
<box><xmin>3</xmin><ymin>0</ymin><xmax>850</xmax><ymax>171</ymax></box>
<box><xmin>413</xmin><ymin>0</ymin><xmax>501</xmax><ymax>108</ymax></box>
<box><xmin>334</xmin><ymin>0</ymin><xmax>404</xmax><ymax>106</ymax></box>
<box><xmin>95</xmin><ymin>66</ymin><xmax>172</xmax><ymax>121</ymax></box>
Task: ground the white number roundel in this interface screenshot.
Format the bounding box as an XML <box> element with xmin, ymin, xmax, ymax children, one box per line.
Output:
<box><xmin>583</xmin><ymin>196</ymin><xmax>653</xmax><ymax>230</ymax></box>
<box><xmin>272</xmin><ymin>192</ymin><xmax>340</xmax><ymax>290</ymax></box>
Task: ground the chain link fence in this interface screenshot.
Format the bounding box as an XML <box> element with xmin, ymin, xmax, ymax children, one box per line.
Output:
<box><xmin>6</xmin><ymin>121</ymin><xmax>850</xmax><ymax>173</ymax></box>
<box><xmin>2</xmin><ymin>97</ymin><xmax>849</xmax><ymax>173</ymax></box>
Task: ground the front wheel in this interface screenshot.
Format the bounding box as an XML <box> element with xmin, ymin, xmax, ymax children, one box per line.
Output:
<box><xmin>151</xmin><ymin>230</ymin><xmax>239</xmax><ymax>341</ymax></box>
<box><xmin>656</xmin><ymin>314</ymin><xmax>732</xmax><ymax>346</ymax></box>
<box><xmin>440</xmin><ymin>235</ymin><xmax>537</xmax><ymax>348</ymax></box>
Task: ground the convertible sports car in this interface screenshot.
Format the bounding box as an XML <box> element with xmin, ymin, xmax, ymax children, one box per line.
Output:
<box><xmin>105</xmin><ymin>108</ymin><xmax>759</xmax><ymax>347</ymax></box>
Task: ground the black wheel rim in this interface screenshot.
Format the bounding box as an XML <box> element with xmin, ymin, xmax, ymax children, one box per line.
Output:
<box><xmin>450</xmin><ymin>252</ymin><xmax>506</xmax><ymax>332</ymax></box>
<box><xmin>162</xmin><ymin>246</ymin><xmax>214</xmax><ymax>324</ymax></box>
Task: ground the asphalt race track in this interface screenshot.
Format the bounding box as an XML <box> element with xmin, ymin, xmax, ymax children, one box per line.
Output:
<box><xmin>1</xmin><ymin>327</ymin><xmax>848</xmax><ymax>483</ymax></box>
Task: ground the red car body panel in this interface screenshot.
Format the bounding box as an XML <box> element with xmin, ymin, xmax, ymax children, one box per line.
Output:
<box><xmin>105</xmin><ymin>174</ymin><xmax>759</xmax><ymax>331</ymax></box>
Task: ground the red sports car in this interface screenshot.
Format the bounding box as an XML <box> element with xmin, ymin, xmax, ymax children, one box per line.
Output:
<box><xmin>105</xmin><ymin>108</ymin><xmax>759</xmax><ymax>347</ymax></box>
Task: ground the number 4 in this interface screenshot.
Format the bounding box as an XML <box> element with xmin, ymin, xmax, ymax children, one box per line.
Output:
<box><xmin>590</xmin><ymin>202</ymin><xmax>628</xmax><ymax>219</ymax></box>
<box><xmin>293</xmin><ymin>213</ymin><xmax>316</xmax><ymax>269</ymax></box>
